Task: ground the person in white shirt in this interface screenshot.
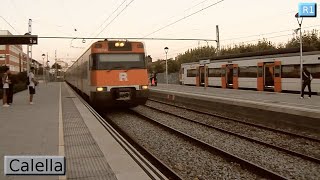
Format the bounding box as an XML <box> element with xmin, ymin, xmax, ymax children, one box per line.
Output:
<box><xmin>28</xmin><ymin>67</ymin><xmax>38</xmax><ymax>104</ymax></box>
<box><xmin>2</xmin><ymin>67</ymin><xmax>11</xmax><ymax>107</ymax></box>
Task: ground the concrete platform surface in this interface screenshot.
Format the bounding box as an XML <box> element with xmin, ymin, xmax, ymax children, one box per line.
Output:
<box><xmin>1</xmin><ymin>82</ymin><xmax>156</xmax><ymax>180</ymax></box>
<box><xmin>150</xmin><ymin>84</ymin><xmax>320</xmax><ymax>119</ymax></box>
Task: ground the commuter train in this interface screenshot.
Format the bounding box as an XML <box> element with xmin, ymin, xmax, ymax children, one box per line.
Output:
<box><xmin>65</xmin><ymin>40</ymin><xmax>149</xmax><ymax>108</ymax></box>
<box><xmin>179</xmin><ymin>49</ymin><xmax>320</xmax><ymax>93</ymax></box>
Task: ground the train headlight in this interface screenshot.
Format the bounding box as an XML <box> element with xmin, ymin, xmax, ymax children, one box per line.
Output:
<box><xmin>120</xmin><ymin>42</ymin><xmax>125</xmax><ymax>47</ymax></box>
<box><xmin>141</xmin><ymin>85</ymin><xmax>148</xmax><ymax>90</ymax></box>
<box><xmin>97</xmin><ymin>87</ymin><xmax>104</xmax><ymax>92</ymax></box>
<box><xmin>115</xmin><ymin>42</ymin><xmax>120</xmax><ymax>47</ymax></box>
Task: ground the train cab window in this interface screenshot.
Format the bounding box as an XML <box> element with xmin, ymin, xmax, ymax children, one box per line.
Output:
<box><xmin>92</xmin><ymin>53</ymin><xmax>145</xmax><ymax>70</ymax></box>
<box><xmin>208</xmin><ymin>68</ymin><xmax>222</xmax><ymax>77</ymax></box>
<box><xmin>187</xmin><ymin>69</ymin><xmax>197</xmax><ymax>77</ymax></box>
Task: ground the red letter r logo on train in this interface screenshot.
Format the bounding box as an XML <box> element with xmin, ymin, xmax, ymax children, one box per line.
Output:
<box><xmin>119</xmin><ymin>72</ymin><xmax>128</xmax><ymax>81</ymax></box>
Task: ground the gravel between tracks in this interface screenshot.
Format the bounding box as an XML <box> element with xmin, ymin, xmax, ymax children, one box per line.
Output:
<box><xmin>133</xmin><ymin>105</ymin><xmax>320</xmax><ymax>180</ymax></box>
<box><xmin>106</xmin><ymin>111</ymin><xmax>261</xmax><ymax>180</ymax></box>
<box><xmin>146</xmin><ymin>101</ymin><xmax>320</xmax><ymax>159</ymax></box>
<box><xmin>155</xmin><ymin>100</ymin><xmax>320</xmax><ymax>140</ymax></box>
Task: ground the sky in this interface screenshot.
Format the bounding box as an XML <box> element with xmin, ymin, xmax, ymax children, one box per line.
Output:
<box><xmin>0</xmin><ymin>0</ymin><xmax>319</xmax><ymax>65</ymax></box>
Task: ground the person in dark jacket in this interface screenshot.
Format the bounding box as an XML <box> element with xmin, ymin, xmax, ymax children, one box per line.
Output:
<box><xmin>153</xmin><ymin>73</ymin><xmax>157</xmax><ymax>86</ymax></box>
<box><xmin>301</xmin><ymin>67</ymin><xmax>312</xmax><ymax>99</ymax></box>
<box><xmin>149</xmin><ymin>74</ymin><xmax>153</xmax><ymax>86</ymax></box>
<box><xmin>7</xmin><ymin>72</ymin><xmax>14</xmax><ymax>104</ymax></box>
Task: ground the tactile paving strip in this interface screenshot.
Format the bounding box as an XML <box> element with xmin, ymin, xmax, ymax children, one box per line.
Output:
<box><xmin>62</xmin><ymin>85</ymin><xmax>118</xmax><ymax>180</ymax></box>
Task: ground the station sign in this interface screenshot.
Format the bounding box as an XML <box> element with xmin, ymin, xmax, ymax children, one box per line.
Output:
<box><xmin>298</xmin><ymin>2</ymin><xmax>317</xmax><ymax>17</ymax></box>
<box><xmin>199</xmin><ymin>59</ymin><xmax>210</xmax><ymax>65</ymax></box>
<box><xmin>0</xmin><ymin>35</ymin><xmax>38</xmax><ymax>45</ymax></box>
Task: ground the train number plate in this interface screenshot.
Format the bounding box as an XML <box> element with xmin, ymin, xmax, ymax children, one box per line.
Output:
<box><xmin>118</xmin><ymin>92</ymin><xmax>131</xmax><ymax>100</ymax></box>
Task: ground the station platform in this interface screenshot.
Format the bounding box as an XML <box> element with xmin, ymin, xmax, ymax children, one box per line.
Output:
<box><xmin>149</xmin><ymin>84</ymin><xmax>320</xmax><ymax>134</ymax></box>
<box><xmin>0</xmin><ymin>82</ymin><xmax>160</xmax><ymax>180</ymax></box>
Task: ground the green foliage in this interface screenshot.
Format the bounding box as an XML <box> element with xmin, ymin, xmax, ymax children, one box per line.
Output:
<box><xmin>152</xmin><ymin>60</ymin><xmax>165</xmax><ymax>73</ymax></box>
<box><xmin>176</xmin><ymin>29</ymin><xmax>320</xmax><ymax>66</ymax></box>
<box><xmin>51</xmin><ymin>63</ymin><xmax>62</xmax><ymax>69</ymax></box>
<box><xmin>147</xmin><ymin>29</ymin><xmax>320</xmax><ymax>73</ymax></box>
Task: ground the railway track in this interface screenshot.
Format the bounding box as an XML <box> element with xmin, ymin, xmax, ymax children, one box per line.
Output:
<box><xmin>143</xmin><ymin>101</ymin><xmax>320</xmax><ymax>164</ymax></box>
<box><xmin>71</xmin><ymin>89</ymin><xmax>182</xmax><ymax>180</ymax></box>
<box><xmin>147</xmin><ymin>98</ymin><xmax>320</xmax><ymax>143</ymax></box>
<box><xmin>127</xmin><ymin>109</ymin><xmax>287</xmax><ymax>179</ymax></box>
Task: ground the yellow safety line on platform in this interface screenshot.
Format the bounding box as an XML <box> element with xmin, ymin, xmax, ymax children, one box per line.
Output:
<box><xmin>59</xmin><ymin>82</ymin><xmax>66</xmax><ymax>180</ymax></box>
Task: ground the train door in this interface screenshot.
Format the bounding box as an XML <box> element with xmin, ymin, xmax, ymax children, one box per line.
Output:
<box><xmin>233</xmin><ymin>64</ymin><xmax>239</xmax><ymax>89</ymax></box>
<box><xmin>264</xmin><ymin>63</ymin><xmax>274</xmax><ymax>90</ymax></box>
<box><xmin>221</xmin><ymin>65</ymin><xmax>227</xmax><ymax>88</ymax></box>
<box><xmin>199</xmin><ymin>66</ymin><xmax>205</xmax><ymax>86</ymax></box>
<box><xmin>227</xmin><ymin>64</ymin><xmax>233</xmax><ymax>88</ymax></box>
<box><xmin>274</xmin><ymin>61</ymin><xmax>282</xmax><ymax>92</ymax></box>
<box><xmin>257</xmin><ymin>62</ymin><xmax>264</xmax><ymax>91</ymax></box>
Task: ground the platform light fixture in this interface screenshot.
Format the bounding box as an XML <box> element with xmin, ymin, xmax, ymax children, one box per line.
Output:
<box><xmin>164</xmin><ymin>47</ymin><xmax>169</xmax><ymax>87</ymax></box>
<box><xmin>295</xmin><ymin>12</ymin><xmax>303</xmax><ymax>96</ymax></box>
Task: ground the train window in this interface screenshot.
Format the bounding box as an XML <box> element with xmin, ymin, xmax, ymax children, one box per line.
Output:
<box><xmin>233</xmin><ymin>67</ymin><xmax>238</xmax><ymax>77</ymax></box>
<box><xmin>208</xmin><ymin>68</ymin><xmax>222</xmax><ymax>77</ymax></box>
<box><xmin>304</xmin><ymin>64</ymin><xmax>320</xmax><ymax>79</ymax></box>
<box><xmin>187</xmin><ymin>69</ymin><xmax>197</xmax><ymax>77</ymax></box>
<box><xmin>181</xmin><ymin>68</ymin><xmax>184</xmax><ymax>74</ymax></box>
<box><xmin>282</xmin><ymin>65</ymin><xmax>300</xmax><ymax>78</ymax></box>
<box><xmin>92</xmin><ymin>53</ymin><xmax>145</xmax><ymax>70</ymax></box>
<box><xmin>221</xmin><ymin>68</ymin><xmax>226</xmax><ymax>76</ymax></box>
<box><xmin>275</xmin><ymin>66</ymin><xmax>281</xmax><ymax>77</ymax></box>
<box><xmin>239</xmin><ymin>66</ymin><xmax>257</xmax><ymax>77</ymax></box>
<box><xmin>89</xmin><ymin>56</ymin><xmax>93</xmax><ymax>70</ymax></box>
<box><xmin>258</xmin><ymin>66</ymin><xmax>263</xmax><ymax>77</ymax></box>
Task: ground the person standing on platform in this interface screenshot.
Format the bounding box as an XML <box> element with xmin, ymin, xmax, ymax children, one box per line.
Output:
<box><xmin>153</xmin><ymin>73</ymin><xmax>157</xmax><ymax>86</ymax></box>
<box><xmin>301</xmin><ymin>67</ymin><xmax>312</xmax><ymax>99</ymax></box>
<box><xmin>28</xmin><ymin>67</ymin><xmax>38</xmax><ymax>104</ymax></box>
<box><xmin>149</xmin><ymin>74</ymin><xmax>153</xmax><ymax>86</ymax></box>
<box><xmin>7</xmin><ymin>70</ymin><xmax>14</xmax><ymax>105</ymax></box>
<box><xmin>2</xmin><ymin>67</ymin><xmax>11</xmax><ymax>107</ymax></box>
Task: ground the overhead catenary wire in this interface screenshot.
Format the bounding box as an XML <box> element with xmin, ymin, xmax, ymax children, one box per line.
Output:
<box><xmin>80</xmin><ymin>0</ymin><xmax>135</xmax><ymax>50</ymax></box>
<box><xmin>221</xmin><ymin>24</ymin><xmax>320</xmax><ymax>42</ymax></box>
<box><xmin>142</xmin><ymin>0</ymin><xmax>226</xmax><ymax>38</ymax></box>
<box><xmin>38</xmin><ymin>36</ymin><xmax>217</xmax><ymax>41</ymax></box>
<box><xmin>89</xmin><ymin>0</ymin><xmax>128</xmax><ymax>38</ymax></box>
<box><xmin>0</xmin><ymin>16</ymin><xmax>20</xmax><ymax>34</ymax></box>
<box><xmin>95</xmin><ymin>0</ymin><xmax>135</xmax><ymax>38</ymax></box>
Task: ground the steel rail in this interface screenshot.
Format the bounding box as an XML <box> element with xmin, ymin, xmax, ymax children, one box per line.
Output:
<box><xmin>128</xmin><ymin>109</ymin><xmax>287</xmax><ymax>180</ymax></box>
<box><xmin>143</xmin><ymin>104</ymin><xmax>320</xmax><ymax>164</ymax></box>
<box><xmin>148</xmin><ymin>98</ymin><xmax>320</xmax><ymax>143</ymax></box>
<box><xmin>67</xmin><ymin>83</ymin><xmax>180</xmax><ymax>180</ymax></box>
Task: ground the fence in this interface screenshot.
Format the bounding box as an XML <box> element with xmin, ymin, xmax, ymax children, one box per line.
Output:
<box><xmin>151</xmin><ymin>72</ymin><xmax>180</xmax><ymax>84</ymax></box>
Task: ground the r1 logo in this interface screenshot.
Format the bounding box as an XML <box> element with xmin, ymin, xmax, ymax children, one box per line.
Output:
<box><xmin>298</xmin><ymin>2</ymin><xmax>317</xmax><ymax>17</ymax></box>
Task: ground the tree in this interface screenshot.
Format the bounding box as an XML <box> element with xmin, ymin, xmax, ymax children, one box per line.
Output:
<box><xmin>167</xmin><ymin>59</ymin><xmax>180</xmax><ymax>73</ymax></box>
<box><xmin>153</xmin><ymin>60</ymin><xmax>165</xmax><ymax>73</ymax></box>
<box><xmin>51</xmin><ymin>63</ymin><xmax>62</xmax><ymax>69</ymax></box>
<box><xmin>175</xmin><ymin>29</ymin><xmax>320</xmax><ymax>64</ymax></box>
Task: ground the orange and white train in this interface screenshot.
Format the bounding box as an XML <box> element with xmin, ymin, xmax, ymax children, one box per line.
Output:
<box><xmin>179</xmin><ymin>50</ymin><xmax>320</xmax><ymax>93</ymax></box>
<box><xmin>65</xmin><ymin>40</ymin><xmax>149</xmax><ymax>108</ymax></box>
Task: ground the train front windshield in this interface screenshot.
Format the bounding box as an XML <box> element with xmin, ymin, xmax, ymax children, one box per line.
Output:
<box><xmin>92</xmin><ymin>54</ymin><xmax>146</xmax><ymax>70</ymax></box>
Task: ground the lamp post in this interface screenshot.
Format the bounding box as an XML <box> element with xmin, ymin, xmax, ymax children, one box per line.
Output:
<box><xmin>42</xmin><ymin>54</ymin><xmax>46</xmax><ymax>84</ymax></box>
<box><xmin>164</xmin><ymin>47</ymin><xmax>169</xmax><ymax>86</ymax></box>
<box><xmin>295</xmin><ymin>13</ymin><xmax>303</xmax><ymax>96</ymax></box>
